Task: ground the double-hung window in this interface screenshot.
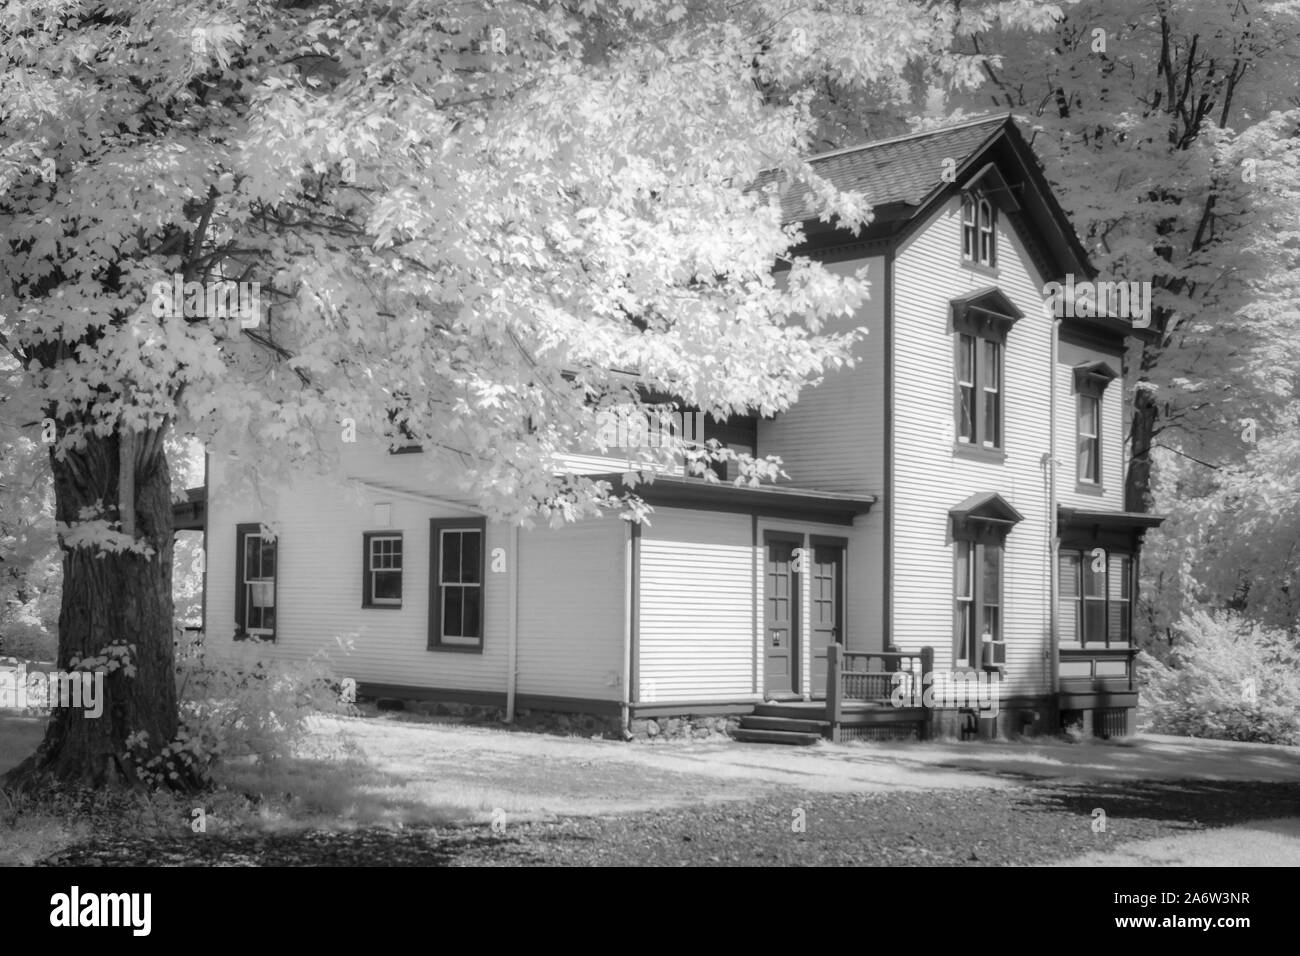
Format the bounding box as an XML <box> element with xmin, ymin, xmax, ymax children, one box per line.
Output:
<box><xmin>950</xmin><ymin>493</ymin><xmax>1021</xmax><ymax>669</ymax></box>
<box><xmin>363</xmin><ymin>532</ymin><xmax>403</xmax><ymax>608</ymax></box>
<box><xmin>957</xmin><ymin>334</ymin><xmax>1003</xmax><ymax>448</ymax></box>
<box><xmin>235</xmin><ymin>524</ymin><xmax>277</xmax><ymax>641</ymax></box>
<box><xmin>1073</xmin><ymin>362</ymin><xmax>1117</xmax><ymax>489</ymax></box>
<box><xmin>952</xmin><ymin>290</ymin><xmax>1021</xmax><ymax>454</ymax></box>
<box><xmin>429</xmin><ymin>518</ymin><xmax>486</xmax><ymax>651</ymax></box>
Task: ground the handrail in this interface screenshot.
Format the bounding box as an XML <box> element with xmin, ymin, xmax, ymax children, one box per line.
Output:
<box><xmin>826</xmin><ymin>644</ymin><xmax>933</xmax><ymax>741</ymax></box>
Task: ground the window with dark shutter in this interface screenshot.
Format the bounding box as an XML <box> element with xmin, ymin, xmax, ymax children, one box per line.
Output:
<box><xmin>235</xmin><ymin>523</ymin><xmax>277</xmax><ymax>641</ymax></box>
<box><xmin>428</xmin><ymin>517</ymin><xmax>486</xmax><ymax>651</ymax></box>
<box><xmin>363</xmin><ymin>532</ymin><xmax>403</xmax><ymax>608</ymax></box>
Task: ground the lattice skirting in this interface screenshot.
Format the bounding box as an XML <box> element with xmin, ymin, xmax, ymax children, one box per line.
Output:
<box><xmin>838</xmin><ymin>724</ymin><xmax>920</xmax><ymax>743</ymax></box>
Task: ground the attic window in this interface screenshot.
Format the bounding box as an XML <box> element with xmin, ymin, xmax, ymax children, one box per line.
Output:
<box><xmin>961</xmin><ymin>192</ymin><xmax>996</xmax><ymax>268</ymax></box>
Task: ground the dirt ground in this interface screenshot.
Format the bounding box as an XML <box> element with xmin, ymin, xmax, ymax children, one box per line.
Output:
<box><xmin>5</xmin><ymin>711</ymin><xmax>1299</xmax><ymax>866</ymax></box>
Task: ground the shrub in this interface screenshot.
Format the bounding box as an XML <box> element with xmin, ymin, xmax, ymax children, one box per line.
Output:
<box><xmin>128</xmin><ymin>631</ymin><xmax>351</xmax><ymax>787</ymax></box>
<box><xmin>1139</xmin><ymin>609</ymin><xmax>1300</xmax><ymax>745</ymax></box>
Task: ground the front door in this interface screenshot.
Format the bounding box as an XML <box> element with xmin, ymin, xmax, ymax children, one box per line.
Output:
<box><xmin>764</xmin><ymin>532</ymin><xmax>801</xmax><ymax>695</ymax></box>
<box><xmin>809</xmin><ymin>539</ymin><xmax>845</xmax><ymax>697</ymax></box>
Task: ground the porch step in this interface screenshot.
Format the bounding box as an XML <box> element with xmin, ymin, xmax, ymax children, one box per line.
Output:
<box><xmin>731</xmin><ymin>727</ymin><xmax>822</xmax><ymax>746</ymax></box>
<box><xmin>752</xmin><ymin>702</ymin><xmax>829</xmax><ymax>719</ymax></box>
<box><xmin>740</xmin><ymin>715</ymin><xmax>830</xmax><ymax>734</ymax></box>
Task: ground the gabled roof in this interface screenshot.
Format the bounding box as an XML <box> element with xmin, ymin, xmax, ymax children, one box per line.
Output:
<box><xmin>778</xmin><ymin>114</ymin><xmax>1097</xmax><ymax>290</ymax></box>
<box><xmin>780</xmin><ymin>115</ymin><xmax>1010</xmax><ymax>221</ymax></box>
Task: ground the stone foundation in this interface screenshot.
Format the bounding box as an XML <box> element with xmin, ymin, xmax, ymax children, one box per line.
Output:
<box><xmin>364</xmin><ymin>696</ymin><xmax>624</xmax><ymax>738</ymax></box>
<box><xmin>627</xmin><ymin>715</ymin><xmax>742</xmax><ymax>741</ymax></box>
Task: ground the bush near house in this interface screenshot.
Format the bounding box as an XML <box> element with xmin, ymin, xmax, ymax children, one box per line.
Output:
<box><xmin>1139</xmin><ymin>609</ymin><xmax>1300</xmax><ymax>745</ymax></box>
<box><xmin>153</xmin><ymin>632</ymin><xmax>350</xmax><ymax>786</ymax></box>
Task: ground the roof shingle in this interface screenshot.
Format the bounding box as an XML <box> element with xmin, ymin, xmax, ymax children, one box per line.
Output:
<box><xmin>779</xmin><ymin>115</ymin><xmax>1011</xmax><ymax>222</ymax></box>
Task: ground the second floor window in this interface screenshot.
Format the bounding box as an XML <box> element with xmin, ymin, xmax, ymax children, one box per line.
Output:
<box><xmin>1072</xmin><ymin>362</ymin><xmax>1118</xmax><ymax>488</ymax></box>
<box><xmin>957</xmin><ymin>333</ymin><xmax>1002</xmax><ymax>448</ymax></box>
<box><xmin>1077</xmin><ymin>394</ymin><xmax>1101</xmax><ymax>484</ymax></box>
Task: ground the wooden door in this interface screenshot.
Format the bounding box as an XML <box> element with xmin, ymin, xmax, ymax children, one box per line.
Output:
<box><xmin>809</xmin><ymin>540</ymin><xmax>845</xmax><ymax>697</ymax></box>
<box><xmin>764</xmin><ymin>533</ymin><xmax>801</xmax><ymax>695</ymax></box>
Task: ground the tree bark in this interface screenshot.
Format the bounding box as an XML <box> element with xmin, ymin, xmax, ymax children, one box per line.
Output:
<box><xmin>3</xmin><ymin>426</ymin><xmax>183</xmax><ymax>791</ymax></box>
<box><xmin>1125</xmin><ymin>342</ymin><xmax>1160</xmax><ymax>514</ymax></box>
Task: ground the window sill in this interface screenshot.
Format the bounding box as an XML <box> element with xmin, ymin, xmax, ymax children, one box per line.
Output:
<box><xmin>362</xmin><ymin>603</ymin><xmax>403</xmax><ymax>610</ymax></box>
<box><xmin>427</xmin><ymin>642</ymin><xmax>484</xmax><ymax>655</ymax></box>
<box><xmin>959</xmin><ymin>259</ymin><xmax>999</xmax><ymax>279</ymax></box>
<box><xmin>234</xmin><ymin>632</ymin><xmax>275</xmax><ymax>643</ymax></box>
<box><xmin>1074</xmin><ymin>481</ymin><xmax>1106</xmax><ymax>497</ymax></box>
<box><xmin>952</xmin><ymin>442</ymin><xmax>1007</xmax><ymax>464</ymax></box>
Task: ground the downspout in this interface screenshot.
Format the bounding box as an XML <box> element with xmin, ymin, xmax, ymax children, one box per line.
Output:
<box><xmin>1048</xmin><ymin>317</ymin><xmax>1061</xmax><ymax>707</ymax></box>
<box><xmin>621</xmin><ymin>521</ymin><xmax>633</xmax><ymax>737</ymax></box>
<box><xmin>505</xmin><ymin>522</ymin><xmax>519</xmax><ymax>722</ymax></box>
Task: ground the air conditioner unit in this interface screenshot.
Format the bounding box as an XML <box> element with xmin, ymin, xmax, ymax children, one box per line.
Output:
<box><xmin>982</xmin><ymin>636</ymin><xmax>1007</xmax><ymax>669</ymax></box>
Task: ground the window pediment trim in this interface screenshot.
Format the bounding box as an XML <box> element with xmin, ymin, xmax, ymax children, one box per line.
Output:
<box><xmin>1073</xmin><ymin>361</ymin><xmax>1119</xmax><ymax>397</ymax></box>
<box><xmin>951</xmin><ymin>287</ymin><xmax>1023</xmax><ymax>341</ymax></box>
<box><xmin>950</xmin><ymin>491</ymin><xmax>1023</xmax><ymax>541</ymax></box>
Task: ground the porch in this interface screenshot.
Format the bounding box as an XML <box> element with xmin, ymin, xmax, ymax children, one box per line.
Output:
<box><xmin>733</xmin><ymin>646</ymin><xmax>934</xmax><ymax>744</ymax></box>
<box><xmin>1058</xmin><ymin>645</ymin><xmax>1138</xmax><ymax>737</ymax></box>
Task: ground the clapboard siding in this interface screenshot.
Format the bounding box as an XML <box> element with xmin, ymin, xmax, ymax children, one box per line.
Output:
<box><xmin>758</xmin><ymin>257</ymin><xmax>886</xmax><ymax>494</ymax></box>
<box><xmin>638</xmin><ymin>509</ymin><xmax>756</xmax><ymax>702</ymax></box>
<box><xmin>891</xmin><ymin>198</ymin><xmax>1054</xmax><ymax>699</ymax></box>
<box><xmin>1056</xmin><ymin>340</ymin><xmax>1126</xmax><ymax>510</ymax></box>
<box><xmin>515</xmin><ymin>517</ymin><xmax>625</xmax><ymax>701</ymax></box>
<box><xmin>204</xmin><ymin>460</ymin><xmax>509</xmax><ymax>692</ymax></box>
<box><xmin>850</xmin><ymin>511</ymin><xmax>884</xmax><ymax>653</ymax></box>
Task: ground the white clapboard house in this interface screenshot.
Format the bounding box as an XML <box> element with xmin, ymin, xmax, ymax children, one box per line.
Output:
<box><xmin>176</xmin><ymin>115</ymin><xmax>1163</xmax><ymax>743</ymax></box>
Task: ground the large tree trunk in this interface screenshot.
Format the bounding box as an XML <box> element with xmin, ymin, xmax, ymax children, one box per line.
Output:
<box><xmin>4</xmin><ymin>426</ymin><xmax>183</xmax><ymax>791</ymax></box>
<box><xmin>1124</xmin><ymin>338</ymin><xmax>1163</xmax><ymax>514</ymax></box>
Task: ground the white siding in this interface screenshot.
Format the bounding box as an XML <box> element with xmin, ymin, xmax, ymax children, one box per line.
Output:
<box><xmin>206</xmin><ymin>458</ymin><xmax>626</xmax><ymax>702</ymax></box>
<box><xmin>891</xmin><ymin>197</ymin><xmax>1055</xmax><ymax>699</ymax></box>
<box><xmin>205</xmin><ymin>460</ymin><xmax>509</xmax><ymax>692</ymax></box>
<box><xmin>515</xmin><ymin>517</ymin><xmax>625</xmax><ymax>702</ymax></box>
<box><xmin>637</xmin><ymin>509</ymin><xmax>874</xmax><ymax>703</ymax></box>
<box><xmin>758</xmin><ymin>257</ymin><xmax>886</xmax><ymax>494</ymax></box>
<box><xmin>637</xmin><ymin>509</ymin><xmax>757</xmax><ymax>702</ymax></box>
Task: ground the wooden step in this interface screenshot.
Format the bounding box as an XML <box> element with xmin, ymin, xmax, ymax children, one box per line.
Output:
<box><xmin>752</xmin><ymin>702</ymin><xmax>828</xmax><ymax>719</ymax></box>
<box><xmin>740</xmin><ymin>715</ymin><xmax>830</xmax><ymax>734</ymax></box>
<box><xmin>731</xmin><ymin>727</ymin><xmax>822</xmax><ymax>746</ymax></box>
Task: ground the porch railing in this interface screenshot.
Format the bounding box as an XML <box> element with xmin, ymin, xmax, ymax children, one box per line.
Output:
<box><xmin>826</xmin><ymin>644</ymin><xmax>933</xmax><ymax>741</ymax></box>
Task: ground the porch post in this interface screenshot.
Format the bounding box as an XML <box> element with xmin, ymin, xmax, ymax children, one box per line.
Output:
<box><xmin>826</xmin><ymin>643</ymin><xmax>843</xmax><ymax>742</ymax></box>
<box><xmin>919</xmin><ymin>646</ymin><xmax>934</xmax><ymax>741</ymax></box>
